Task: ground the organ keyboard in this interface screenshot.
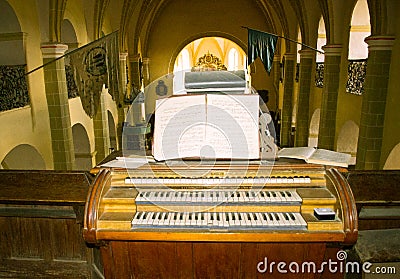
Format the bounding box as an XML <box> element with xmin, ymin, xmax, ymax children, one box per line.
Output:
<box><xmin>83</xmin><ymin>159</ymin><xmax>358</xmax><ymax>278</ymax></box>
<box><xmin>84</xmin><ymin>160</ymin><xmax>357</xmax><ymax>242</ymax></box>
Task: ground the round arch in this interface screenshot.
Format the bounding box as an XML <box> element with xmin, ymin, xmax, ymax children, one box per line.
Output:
<box><xmin>337</xmin><ymin>120</ymin><xmax>358</xmax><ymax>164</ymax></box>
<box><xmin>1</xmin><ymin>144</ymin><xmax>46</xmax><ymax>170</ymax></box>
<box><xmin>0</xmin><ymin>0</ymin><xmax>25</xmax><ymax>65</ymax></box>
<box><xmin>384</xmin><ymin>143</ymin><xmax>400</xmax><ymax>170</ymax></box>
<box><xmin>168</xmin><ymin>32</ymin><xmax>248</xmax><ymax>74</ymax></box>
<box><xmin>72</xmin><ymin>123</ymin><xmax>92</xmax><ymax>170</ymax></box>
<box><xmin>108</xmin><ymin>110</ymin><xmax>117</xmax><ymax>151</ymax></box>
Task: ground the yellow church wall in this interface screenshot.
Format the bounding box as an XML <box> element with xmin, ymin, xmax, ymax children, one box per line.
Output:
<box><xmin>69</xmin><ymin>98</ymin><xmax>95</xmax><ymax>155</ymax></box>
<box><xmin>381</xmin><ymin>19</ymin><xmax>400</xmax><ymax>168</ymax></box>
<box><xmin>64</xmin><ymin>0</ymin><xmax>90</xmax><ymax>45</ymax></box>
<box><xmin>145</xmin><ymin>0</ymin><xmax>272</xmax><ymax>112</ymax></box>
<box><xmin>2</xmin><ymin>0</ymin><xmax>53</xmax><ymax>169</ymax></box>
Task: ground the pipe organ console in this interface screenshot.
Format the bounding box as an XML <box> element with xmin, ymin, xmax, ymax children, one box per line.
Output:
<box><xmin>83</xmin><ymin>161</ymin><xmax>358</xmax><ymax>278</ymax></box>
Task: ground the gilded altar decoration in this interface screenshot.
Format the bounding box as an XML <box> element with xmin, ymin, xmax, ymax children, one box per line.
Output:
<box><xmin>192</xmin><ymin>52</ymin><xmax>227</xmax><ymax>71</ymax></box>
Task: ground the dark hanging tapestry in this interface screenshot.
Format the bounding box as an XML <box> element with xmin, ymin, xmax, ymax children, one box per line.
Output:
<box><xmin>69</xmin><ymin>31</ymin><xmax>120</xmax><ymax>118</ymax></box>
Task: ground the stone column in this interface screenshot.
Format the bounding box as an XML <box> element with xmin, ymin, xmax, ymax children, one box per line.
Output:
<box><xmin>142</xmin><ymin>57</ymin><xmax>150</xmax><ymax>85</ymax></box>
<box><xmin>129</xmin><ymin>54</ymin><xmax>142</xmax><ymax>91</ymax></box>
<box><xmin>356</xmin><ymin>36</ymin><xmax>395</xmax><ymax>170</ymax></box>
<box><xmin>41</xmin><ymin>44</ymin><xmax>75</xmax><ymax>170</ymax></box>
<box><xmin>94</xmin><ymin>87</ymin><xmax>111</xmax><ymax>163</ymax></box>
<box><xmin>272</xmin><ymin>54</ymin><xmax>281</xmax><ymax>93</ymax></box>
<box><xmin>318</xmin><ymin>44</ymin><xmax>342</xmax><ymax>150</ymax></box>
<box><xmin>280</xmin><ymin>53</ymin><xmax>296</xmax><ymax>147</ymax></box>
<box><xmin>295</xmin><ymin>49</ymin><xmax>315</xmax><ymax>147</ymax></box>
<box><xmin>116</xmin><ymin>52</ymin><xmax>128</xmax><ymax>150</ymax></box>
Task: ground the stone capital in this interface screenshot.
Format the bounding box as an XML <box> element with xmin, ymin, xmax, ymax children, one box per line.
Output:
<box><xmin>129</xmin><ymin>53</ymin><xmax>141</xmax><ymax>63</ymax></box>
<box><xmin>321</xmin><ymin>44</ymin><xmax>342</xmax><ymax>56</ymax></box>
<box><xmin>365</xmin><ymin>36</ymin><xmax>395</xmax><ymax>51</ymax></box>
<box><xmin>119</xmin><ymin>52</ymin><xmax>128</xmax><ymax>61</ymax></box>
<box><xmin>283</xmin><ymin>53</ymin><xmax>297</xmax><ymax>61</ymax></box>
<box><xmin>298</xmin><ymin>49</ymin><xmax>315</xmax><ymax>59</ymax></box>
<box><xmin>41</xmin><ymin>43</ymin><xmax>68</xmax><ymax>59</ymax></box>
<box><xmin>141</xmin><ymin>57</ymin><xmax>150</xmax><ymax>64</ymax></box>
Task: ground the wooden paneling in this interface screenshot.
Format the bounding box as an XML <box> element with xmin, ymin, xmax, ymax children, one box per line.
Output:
<box><xmin>0</xmin><ymin>170</ymin><xmax>102</xmax><ymax>278</ymax></box>
<box><xmin>98</xmin><ymin>241</ymin><xmax>344</xmax><ymax>279</ymax></box>
<box><xmin>343</xmin><ymin>170</ymin><xmax>400</xmax><ymax>230</ymax></box>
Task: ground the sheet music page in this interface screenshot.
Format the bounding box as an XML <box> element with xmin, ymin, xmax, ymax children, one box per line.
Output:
<box><xmin>153</xmin><ymin>95</ymin><xmax>206</xmax><ymax>161</ymax></box>
<box><xmin>277</xmin><ymin>147</ymin><xmax>316</xmax><ymax>160</ymax></box>
<box><xmin>206</xmin><ymin>94</ymin><xmax>260</xmax><ymax>159</ymax></box>
<box><xmin>307</xmin><ymin>149</ymin><xmax>351</xmax><ymax>167</ymax></box>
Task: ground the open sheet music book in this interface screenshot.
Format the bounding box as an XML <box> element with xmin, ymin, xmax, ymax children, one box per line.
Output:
<box><xmin>277</xmin><ymin>147</ymin><xmax>352</xmax><ymax>168</ymax></box>
<box><xmin>152</xmin><ymin>94</ymin><xmax>260</xmax><ymax>161</ymax></box>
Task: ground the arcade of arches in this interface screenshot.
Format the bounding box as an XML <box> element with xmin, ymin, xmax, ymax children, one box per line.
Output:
<box><xmin>0</xmin><ymin>0</ymin><xmax>400</xmax><ymax>171</ymax></box>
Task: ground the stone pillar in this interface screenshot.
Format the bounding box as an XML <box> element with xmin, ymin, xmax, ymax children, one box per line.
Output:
<box><xmin>94</xmin><ymin>87</ymin><xmax>111</xmax><ymax>163</ymax></box>
<box><xmin>295</xmin><ymin>49</ymin><xmax>315</xmax><ymax>147</ymax></box>
<box><xmin>129</xmin><ymin>54</ymin><xmax>142</xmax><ymax>91</ymax></box>
<box><xmin>41</xmin><ymin>44</ymin><xmax>75</xmax><ymax>170</ymax></box>
<box><xmin>280</xmin><ymin>53</ymin><xmax>296</xmax><ymax>147</ymax></box>
<box><xmin>142</xmin><ymin>57</ymin><xmax>150</xmax><ymax>85</ymax></box>
<box><xmin>116</xmin><ymin>52</ymin><xmax>128</xmax><ymax>150</ymax></box>
<box><xmin>318</xmin><ymin>44</ymin><xmax>342</xmax><ymax>150</ymax></box>
<box><xmin>356</xmin><ymin>36</ymin><xmax>395</xmax><ymax>170</ymax></box>
<box><xmin>272</xmin><ymin>54</ymin><xmax>281</xmax><ymax>93</ymax></box>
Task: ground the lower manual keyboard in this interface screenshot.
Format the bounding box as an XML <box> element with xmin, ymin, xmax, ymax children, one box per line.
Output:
<box><xmin>131</xmin><ymin>211</ymin><xmax>307</xmax><ymax>231</ymax></box>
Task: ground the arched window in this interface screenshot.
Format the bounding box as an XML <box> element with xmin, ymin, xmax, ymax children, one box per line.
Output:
<box><xmin>348</xmin><ymin>0</ymin><xmax>370</xmax><ymax>60</ymax></box>
<box><xmin>174</xmin><ymin>49</ymin><xmax>190</xmax><ymax>72</ymax></box>
<box><xmin>316</xmin><ymin>17</ymin><xmax>326</xmax><ymax>63</ymax></box>
<box><xmin>315</xmin><ymin>16</ymin><xmax>326</xmax><ymax>88</ymax></box>
<box><xmin>228</xmin><ymin>48</ymin><xmax>238</xmax><ymax>71</ymax></box>
<box><xmin>346</xmin><ymin>0</ymin><xmax>370</xmax><ymax>95</ymax></box>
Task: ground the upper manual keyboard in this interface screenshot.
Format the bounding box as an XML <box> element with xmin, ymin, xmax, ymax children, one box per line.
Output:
<box><xmin>135</xmin><ymin>190</ymin><xmax>302</xmax><ymax>205</ymax></box>
<box><xmin>125</xmin><ymin>176</ymin><xmax>312</xmax><ymax>185</ymax></box>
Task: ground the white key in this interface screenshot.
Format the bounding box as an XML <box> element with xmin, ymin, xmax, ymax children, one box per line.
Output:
<box><xmin>141</xmin><ymin>212</ymin><xmax>152</xmax><ymax>226</ymax></box>
<box><xmin>182</xmin><ymin>212</ymin><xmax>189</xmax><ymax>226</ymax></box>
<box><xmin>278</xmin><ymin>191</ymin><xmax>287</xmax><ymax>202</ymax></box>
<box><xmin>212</xmin><ymin>212</ymin><xmax>218</xmax><ymax>227</ymax></box>
<box><xmin>268</xmin><ymin>213</ymin><xmax>278</xmax><ymax>226</ymax></box>
<box><xmin>136</xmin><ymin>211</ymin><xmax>146</xmax><ymax>225</ymax></box>
<box><xmin>233</xmin><ymin>212</ymin><xmax>241</xmax><ymax>226</ymax></box>
<box><xmin>170</xmin><ymin>212</ymin><xmax>178</xmax><ymax>226</ymax></box>
<box><xmin>147</xmin><ymin>192</ymin><xmax>155</xmax><ymax>202</ymax></box>
<box><xmin>274</xmin><ymin>213</ymin><xmax>284</xmax><ymax>227</ymax></box>
<box><xmin>205</xmin><ymin>212</ymin><xmax>212</xmax><ymax>227</ymax></box>
<box><xmin>237</xmin><ymin>192</ymin><xmax>245</xmax><ymax>203</ymax></box>
<box><xmin>295</xmin><ymin>213</ymin><xmax>307</xmax><ymax>227</ymax></box>
<box><xmin>238</xmin><ymin>212</ymin><xmax>246</xmax><ymax>227</ymax></box>
<box><xmin>254</xmin><ymin>212</ymin><xmax>263</xmax><ymax>226</ymax></box>
<box><xmin>246</xmin><ymin>213</ymin><xmax>254</xmax><ymax>226</ymax></box>
<box><xmin>136</xmin><ymin>192</ymin><xmax>144</xmax><ymax>202</ymax></box>
<box><xmin>257</xmin><ymin>212</ymin><xmax>267</xmax><ymax>227</ymax></box>
<box><xmin>132</xmin><ymin>211</ymin><xmax>142</xmax><ymax>226</ymax></box>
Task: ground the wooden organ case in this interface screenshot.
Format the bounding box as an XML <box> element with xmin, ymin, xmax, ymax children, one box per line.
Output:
<box><xmin>83</xmin><ymin>161</ymin><xmax>358</xmax><ymax>279</ymax></box>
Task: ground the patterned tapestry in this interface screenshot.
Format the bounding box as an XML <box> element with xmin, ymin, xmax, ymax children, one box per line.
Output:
<box><xmin>0</xmin><ymin>65</ymin><xmax>30</xmax><ymax>112</ymax></box>
<box><xmin>69</xmin><ymin>31</ymin><xmax>120</xmax><ymax>118</ymax></box>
